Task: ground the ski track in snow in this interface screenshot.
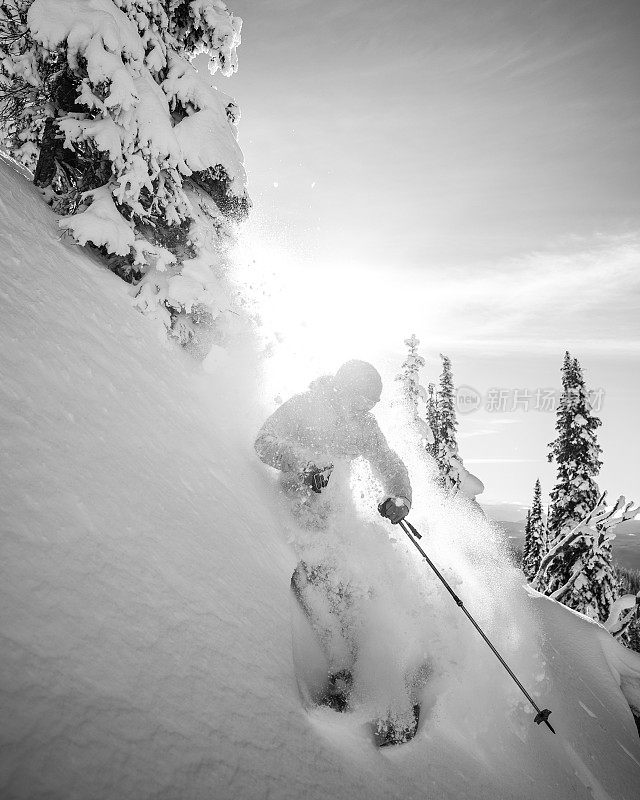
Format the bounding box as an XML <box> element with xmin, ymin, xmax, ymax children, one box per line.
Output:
<box><xmin>1</xmin><ymin>155</ymin><xmax>640</xmax><ymax>799</ymax></box>
<box><xmin>561</xmin><ymin>740</ymin><xmax>616</xmax><ymax>800</ymax></box>
<box><xmin>616</xmin><ymin>740</ymin><xmax>640</xmax><ymax>770</ymax></box>
<box><xmin>579</xmin><ymin>701</ymin><xmax>597</xmax><ymax>718</ymax></box>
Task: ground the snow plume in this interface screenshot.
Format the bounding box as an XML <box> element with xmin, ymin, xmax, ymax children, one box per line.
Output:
<box><xmin>378</xmin><ymin>404</ymin><xmax>538</xmax><ymax>702</ymax></box>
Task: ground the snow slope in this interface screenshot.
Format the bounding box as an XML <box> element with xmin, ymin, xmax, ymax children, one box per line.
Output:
<box><xmin>1</xmin><ymin>156</ymin><xmax>640</xmax><ymax>800</ymax></box>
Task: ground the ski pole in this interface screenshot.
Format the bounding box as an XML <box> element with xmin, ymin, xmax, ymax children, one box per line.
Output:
<box><xmin>391</xmin><ymin>515</ymin><xmax>556</xmax><ymax>734</ymax></box>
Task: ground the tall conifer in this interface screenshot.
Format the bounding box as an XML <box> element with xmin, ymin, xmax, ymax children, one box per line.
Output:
<box><xmin>547</xmin><ymin>353</ymin><xmax>602</xmax><ymax>538</ymax></box>
<box><xmin>395</xmin><ymin>334</ymin><xmax>434</xmax><ymax>452</ymax></box>
<box><xmin>522</xmin><ymin>509</ymin><xmax>532</xmax><ymax>576</ymax></box>
<box><xmin>523</xmin><ymin>479</ymin><xmax>546</xmax><ymax>579</ymax></box>
<box><xmin>536</xmin><ymin>353</ymin><xmax>615</xmax><ymax>620</ymax></box>
<box><xmin>435</xmin><ymin>354</ymin><xmax>462</xmax><ymax>491</ymax></box>
<box><xmin>426</xmin><ymin>382</ymin><xmax>439</xmax><ymax>459</ymax></box>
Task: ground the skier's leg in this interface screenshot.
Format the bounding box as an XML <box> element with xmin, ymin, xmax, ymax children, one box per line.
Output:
<box><xmin>291</xmin><ymin>562</ymin><xmax>356</xmax><ymax>670</ymax></box>
<box><xmin>291</xmin><ymin>561</ymin><xmax>356</xmax><ymax>709</ymax></box>
<box><xmin>351</xmin><ymin>586</ymin><xmax>424</xmax><ymax>744</ymax></box>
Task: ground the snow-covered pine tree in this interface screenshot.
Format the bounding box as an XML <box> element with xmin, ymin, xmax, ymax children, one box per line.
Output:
<box><xmin>612</xmin><ymin>566</ymin><xmax>640</xmax><ymax>652</ymax></box>
<box><xmin>522</xmin><ymin>479</ymin><xmax>547</xmax><ymax>580</ymax></box>
<box><xmin>533</xmin><ymin>494</ymin><xmax>638</xmax><ymax>622</ymax></box>
<box><xmin>547</xmin><ymin>353</ymin><xmax>602</xmax><ymax>537</ymax></box>
<box><xmin>397</xmin><ymin>334</ymin><xmax>426</xmax><ymax>409</ymax></box>
<box><xmin>604</xmin><ymin>586</ymin><xmax>640</xmax><ymax>648</ymax></box>
<box><xmin>394</xmin><ymin>344</ymin><xmax>482</xmax><ymax>499</ymax></box>
<box><xmin>395</xmin><ymin>334</ymin><xmax>434</xmax><ymax>451</ymax></box>
<box><xmin>425</xmin><ymin>381</ymin><xmax>439</xmax><ymax>459</ymax></box>
<box><xmin>0</xmin><ymin>0</ymin><xmax>249</xmax><ymax>349</ymax></box>
<box><xmin>536</xmin><ymin>354</ymin><xmax>606</xmax><ymax>612</ymax></box>
<box><xmin>0</xmin><ymin>0</ymin><xmax>42</xmax><ymax>169</ymax></box>
<box><xmin>522</xmin><ymin>509</ymin><xmax>532</xmax><ymax>576</ymax></box>
<box><xmin>537</xmin><ymin>353</ymin><xmax>604</xmax><ymax>608</ymax></box>
<box><xmin>435</xmin><ymin>353</ymin><xmax>463</xmax><ymax>491</ymax></box>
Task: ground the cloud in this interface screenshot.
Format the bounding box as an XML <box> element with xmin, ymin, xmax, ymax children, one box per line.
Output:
<box><xmin>395</xmin><ymin>232</ymin><xmax>640</xmax><ymax>355</ymax></box>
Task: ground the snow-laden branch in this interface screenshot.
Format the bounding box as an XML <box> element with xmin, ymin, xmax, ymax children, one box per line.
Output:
<box><xmin>533</xmin><ymin>491</ymin><xmax>608</xmax><ymax>587</ymax></box>
<box><xmin>605</xmin><ymin>594</ymin><xmax>640</xmax><ymax>639</ymax></box>
<box><xmin>533</xmin><ymin>493</ymin><xmax>640</xmax><ymax>616</ymax></box>
<box><xmin>549</xmin><ymin>564</ymin><xmax>582</xmax><ymax>603</ymax></box>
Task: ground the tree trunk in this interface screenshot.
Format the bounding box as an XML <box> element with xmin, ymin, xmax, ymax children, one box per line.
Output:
<box><xmin>33</xmin><ymin>70</ymin><xmax>83</xmax><ymax>189</ymax></box>
<box><xmin>33</xmin><ymin>117</ymin><xmax>58</xmax><ymax>188</ymax></box>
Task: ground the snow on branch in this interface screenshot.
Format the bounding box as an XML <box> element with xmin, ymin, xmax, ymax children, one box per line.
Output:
<box><xmin>533</xmin><ymin>492</ymin><xmax>640</xmax><ymax>618</ymax></box>
<box><xmin>0</xmin><ymin>0</ymin><xmax>250</xmax><ymax>356</ymax></box>
<box><xmin>59</xmin><ymin>185</ymin><xmax>135</xmax><ymax>255</ymax></box>
<box><xmin>605</xmin><ymin>593</ymin><xmax>640</xmax><ymax>640</ymax></box>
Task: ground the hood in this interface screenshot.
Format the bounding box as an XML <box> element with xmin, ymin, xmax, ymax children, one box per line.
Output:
<box><xmin>331</xmin><ymin>360</ymin><xmax>383</xmax><ymax>410</ymax></box>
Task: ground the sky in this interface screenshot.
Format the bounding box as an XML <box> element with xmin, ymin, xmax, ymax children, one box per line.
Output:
<box><xmin>210</xmin><ymin>0</ymin><xmax>640</xmax><ymax>510</ymax></box>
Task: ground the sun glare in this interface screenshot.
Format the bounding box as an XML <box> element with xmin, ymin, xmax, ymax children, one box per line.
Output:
<box><xmin>230</xmin><ymin>220</ymin><xmax>422</xmax><ymax>404</ymax></box>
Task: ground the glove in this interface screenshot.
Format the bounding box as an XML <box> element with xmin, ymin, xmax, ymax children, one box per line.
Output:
<box><xmin>302</xmin><ymin>463</ymin><xmax>333</xmax><ymax>494</ymax></box>
<box><xmin>378</xmin><ymin>496</ymin><xmax>410</xmax><ymax>525</ymax></box>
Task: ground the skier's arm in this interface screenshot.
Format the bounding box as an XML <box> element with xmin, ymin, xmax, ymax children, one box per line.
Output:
<box><xmin>364</xmin><ymin>418</ymin><xmax>412</xmax><ymax>509</ymax></box>
<box><xmin>254</xmin><ymin>399</ymin><xmax>315</xmax><ymax>475</ymax></box>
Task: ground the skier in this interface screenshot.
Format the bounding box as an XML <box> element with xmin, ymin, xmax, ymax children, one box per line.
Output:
<box><xmin>255</xmin><ymin>360</ymin><xmax>418</xmax><ymax>743</ymax></box>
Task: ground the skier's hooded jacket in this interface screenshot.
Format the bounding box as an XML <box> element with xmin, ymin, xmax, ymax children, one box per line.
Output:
<box><xmin>255</xmin><ymin>360</ymin><xmax>412</xmax><ymax>509</ymax></box>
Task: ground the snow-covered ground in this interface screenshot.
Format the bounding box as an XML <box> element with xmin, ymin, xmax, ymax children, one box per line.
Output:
<box><xmin>2</xmin><ymin>156</ymin><xmax>640</xmax><ymax>800</ymax></box>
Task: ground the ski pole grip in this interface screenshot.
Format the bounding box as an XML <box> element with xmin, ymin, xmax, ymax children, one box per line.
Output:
<box><xmin>404</xmin><ymin>519</ymin><xmax>422</xmax><ymax>539</ymax></box>
<box><xmin>378</xmin><ymin>498</ymin><xmax>403</xmax><ymax>522</ymax></box>
<box><xmin>378</xmin><ymin>501</ymin><xmax>422</xmax><ymax>538</ymax></box>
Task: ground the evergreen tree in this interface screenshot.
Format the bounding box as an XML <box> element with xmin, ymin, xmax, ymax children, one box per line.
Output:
<box><xmin>425</xmin><ymin>381</ymin><xmax>439</xmax><ymax>459</ymax></box>
<box><xmin>523</xmin><ymin>479</ymin><xmax>547</xmax><ymax>579</ymax></box>
<box><xmin>522</xmin><ymin>509</ymin><xmax>532</xmax><ymax>576</ymax></box>
<box><xmin>547</xmin><ymin>353</ymin><xmax>602</xmax><ymax>537</ymax></box>
<box><xmin>614</xmin><ymin>565</ymin><xmax>640</xmax><ymax>652</ymax></box>
<box><xmin>538</xmin><ymin>353</ymin><xmax>606</xmax><ymax>614</ymax></box>
<box><xmin>435</xmin><ymin>353</ymin><xmax>463</xmax><ymax>491</ymax></box>
<box><xmin>395</xmin><ymin>334</ymin><xmax>434</xmax><ymax>451</ymax></box>
<box><xmin>397</xmin><ymin>334</ymin><xmax>426</xmax><ymax>411</ymax></box>
<box><xmin>395</xmin><ymin>345</ymin><xmax>482</xmax><ymax>499</ymax></box>
<box><xmin>0</xmin><ymin>0</ymin><xmax>249</xmax><ymax>345</ymax></box>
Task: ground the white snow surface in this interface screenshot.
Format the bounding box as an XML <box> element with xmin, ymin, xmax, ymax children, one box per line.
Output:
<box><xmin>2</xmin><ymin>157</ymin><xmax>640</xmax><ymax>800</ymax></box>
